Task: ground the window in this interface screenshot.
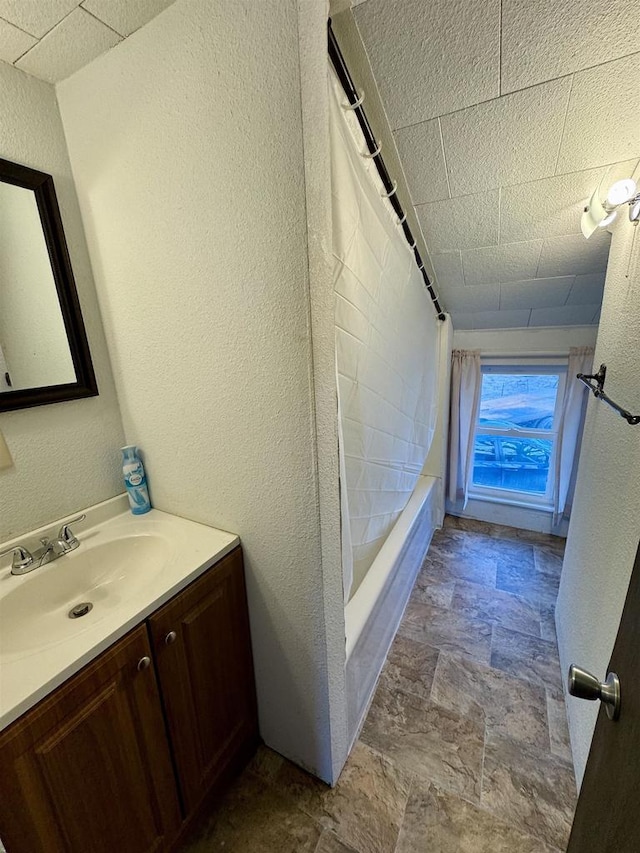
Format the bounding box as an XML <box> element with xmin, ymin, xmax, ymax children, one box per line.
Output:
<box><xmin>470</xmin><ymin>363</ymin><xmax>566</xmax><ymax>507</ymax></box>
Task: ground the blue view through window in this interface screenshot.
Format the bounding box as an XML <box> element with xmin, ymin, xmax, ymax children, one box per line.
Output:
<box><xmin>473</xmin><ymin>373</ymin><xmax>559</xmax><ymax>495</ymax></box>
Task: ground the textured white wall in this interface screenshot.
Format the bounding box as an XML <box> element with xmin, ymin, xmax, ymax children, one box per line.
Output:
<box><xmin>0</xmin><ymin>62</ymin><xmax>124</xmax><ymax>542</ymax></box>
<box><xmin>556</xmin><ymin>217</ymin><xmax>640</xmax><ymax>787</ymax></box>
<box><xmin>57</xmin><ymin>0</ymin><xmax>344</xmax><ymax>782</ymax></box>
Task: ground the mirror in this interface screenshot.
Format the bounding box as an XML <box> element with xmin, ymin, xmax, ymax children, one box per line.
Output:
<box><xmin>0</xmin><ymin>158</ymin><xmax>97</xmax><ymax>412</ymax></box>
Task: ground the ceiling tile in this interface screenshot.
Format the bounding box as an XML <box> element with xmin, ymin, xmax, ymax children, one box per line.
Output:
<box><xmin>566</xmin><ymin>272</ymin><xmax>606</xmax><ymax>305</ymax></box>
<box><xmin>500</xmin><ymin>277</ymin><xmax>574</xmax><ymax>310</ymax></box>
<box><xmin>415</xmin><ymin>190</ymin><xmax>499</xmax><ymax>253</ymax></box>
<box><xmin>556</xmin><ymin>53</ymin><xmax>640</xmax><ymax>173</ymax></box>
<box><xmin>529</xmin><ymin>304</ymin><xmax>601</xmax><ymax>326</ymax></box>
<box><xmin>537</xmin><ymin>232</ymin><xmax>611</xmax><ymax>277</ymax></box>
<box><xmin>472</xmin><ymin>309</ymin><xmax>531</xmax><ymax>329</ymax></box>
<box><xmin>449</xmin><ymin>312</ymin><xmax>474</xmax><ymax>330</ymax></box>
<box><xmin>432</xmin><ymin>251</ymin><xmax>464</xmax><ymax>289</ymax></box>
<box><xmin>592</xmin><ymin>307</ymin><xmax>602</xmax><ymax>324</ymax></box>
<box><xmin>15</xmin><ymin>7</ymin><xmax>121</xmax><ymax>82</ymax></box>
<box><xmin>440</xmin><ymin>77</ymin><xmax>571</xmax><ymax>196</ymax></box>
<box><xmin>441</xmin><ymin>284</ymin><xmax>500</xmax><ymax>313</ymax></box>
<box><xmin>81</xmin><ymin>0</ymin><xmax>175</xmax><ymax>38</ymax></box>
<box><xmin>500</xmin><ymin>166</ymin><xmax>606</xmax><ymax>243</ymax></box>
<box><xmin>501</xmin><ymin>0</ymin><xmax>640</xmax><ymax>93</ymax></box>
<box><xmin>462</xmin><ymin>240</ymin><xmax>542</xmax><ymax>286</ymax></box>
<box><xmin>353</xmin><ymin>0</ymin><xmax>500</xmax><ymax>128</ymax></box>
<box><xmin>0</xmin><ymin>0</ymin><xmax>80</xmax><ymax>38</ymax></box>
<box><xmin>0</xmin><ymin>16</ymin><xmax>36</xmax><ymax>62</ymax></box>
<box><xmin>394</xmin><ymin>119</ymin><xmax>449</xmax><ymax>204</ymax></box>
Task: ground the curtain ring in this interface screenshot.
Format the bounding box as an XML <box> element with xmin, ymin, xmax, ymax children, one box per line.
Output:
<box><xmin>362</xmin><ymin>140</ymin><xmax>382</xmax><ymax>158</ymax></box>
<box><xmin>417</xmin><ymin>262</ymin><xmax>424</xmax><ymax>271</ymax></box>
<box><xmin>408</xmin><ymin>240</ymin><xmax>417</xmax><ymax>249</ymax></box>
<box><xmin>343</xmin><ymin>91</ymin><xmax>364</xmax><ymax>110</ymax></box>
<box><xmin>397</xmin><ymin>212</ymin><xmax>407</xmax><ymax>225</ymax></box>
<box><xmin>381</xmin><ymin>180</ymin><xmax>398</xmax><ymax>199</ymax></box>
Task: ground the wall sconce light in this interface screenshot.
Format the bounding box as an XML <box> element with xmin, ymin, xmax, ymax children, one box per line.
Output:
<box><xmin>582</xmin><ymin>178</ymin><xmax>640</xmax><ymax>238</ymax></box>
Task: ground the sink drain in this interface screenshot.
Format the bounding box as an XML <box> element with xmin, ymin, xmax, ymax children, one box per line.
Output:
<box><xmin>69</xmin><ymin>602</ymin><xmax>93</xmax><ymax>619</ymax></box>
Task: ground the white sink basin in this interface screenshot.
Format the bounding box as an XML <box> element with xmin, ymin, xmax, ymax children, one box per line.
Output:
<box><xmin>0</xmin><ymin>496</ymin><xmax>239</xmax><ymax>731</ymax></box>
<box><xmin>0</xmin><ymin>534</ymin><xmax>169</xmax><ymax>655</ymax></box>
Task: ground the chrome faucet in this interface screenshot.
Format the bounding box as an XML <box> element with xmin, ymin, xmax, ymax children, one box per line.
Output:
<box><xmin>0</xmin><ymin>514</ymin><xmax>86</xmax><ymax>576</ymax></box>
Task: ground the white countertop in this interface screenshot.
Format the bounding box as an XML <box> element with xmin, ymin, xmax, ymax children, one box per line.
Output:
<box><xmin>0</xmin><ymin>496</ymin><xmax>239</xmax><ymax>731</ymax></box>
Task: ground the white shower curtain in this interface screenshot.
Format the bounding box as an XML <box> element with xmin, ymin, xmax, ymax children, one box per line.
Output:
<box><xmin>330</xmin><ymin>70</ymin><xmax>439</xmax><ymax>601</ymax></box>
<box><xmin>553</xmin><ymin>346</ymin><xmax>594</xmax><ymax>523</ymax></box>
<box><xmin>447</xmin><ymin>349</ymin><xmax>482</xmax><ymax>507</ymax></box>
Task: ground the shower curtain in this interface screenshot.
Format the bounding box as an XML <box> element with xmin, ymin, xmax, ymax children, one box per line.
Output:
<box><xmin>330</xmin><ymin>70</ymin><xmax>439</xmax><ymax>602</ymax></box>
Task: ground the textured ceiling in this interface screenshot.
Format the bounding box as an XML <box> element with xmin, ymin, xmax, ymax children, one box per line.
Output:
<box><xmin>0</xmin><ymin>0</ymin><xmax>176</xmax><ymax>83</ymax></box>
<box><xmin>352</xmin><ymin>0</ymin><xmax>640</xmax><ymax>330</ymax></box>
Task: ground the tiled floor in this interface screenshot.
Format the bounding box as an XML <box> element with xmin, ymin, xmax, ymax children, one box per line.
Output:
<box><xmin>181</xmin><ymin>517</ymin><xmax>577</xmax><ymax>853</ymax></box>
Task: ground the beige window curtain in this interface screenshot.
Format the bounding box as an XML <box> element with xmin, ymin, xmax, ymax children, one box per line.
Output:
<box><xmin>553</xmin><ymin>346</ymin><xmax>595</xmax><ymax>524</ymax></box>
<box><xmin>448</xmin><ymin>350</ymin><xmax>482</xmax><ymax>507</ymax></box>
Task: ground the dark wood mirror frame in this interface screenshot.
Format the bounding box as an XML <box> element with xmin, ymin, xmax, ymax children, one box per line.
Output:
<box><xmin>0</xmin><ymin>157</ymin><xmax>98</xmax><ymax>412</ymax></box>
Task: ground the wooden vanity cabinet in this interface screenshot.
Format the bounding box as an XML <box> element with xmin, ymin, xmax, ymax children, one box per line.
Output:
<box><xmin>149</xmin><ymin>546</ymin><xmax>258</xmax><ymax>815</ymax></box>
<box><xmin>0</xmin><ymin>625</ymin><xmax>181</xmax><ymax>853</ymax></box>
<box><xmin>0</xmin><ymin>546</ymin><xmax>258</xmax><ymax>853</ymax></box>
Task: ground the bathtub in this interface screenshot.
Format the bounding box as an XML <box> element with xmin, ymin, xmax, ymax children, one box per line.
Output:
<box><xmin>344</xmin><ymin>474</ymin><xmax>442</xmax><ymax>746</ymax></box>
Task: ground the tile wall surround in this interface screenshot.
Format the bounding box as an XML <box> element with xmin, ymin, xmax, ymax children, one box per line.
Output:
<box><xmin>352</xmin><ymin>0</ymin><xmax>640</xmax><ymax>329</ymax></box>
<box><xmin>180</xmin><ymin>516</ymin><xmax>576</xmax><ymax>852</ymax></box>
<box><xmin>0</xmin><ymin>0</ymin><xmax>176</xmax><ymax>83</ymax></box>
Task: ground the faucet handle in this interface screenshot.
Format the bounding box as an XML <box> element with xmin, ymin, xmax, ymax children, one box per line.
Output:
<box><xmin>57</xmin><ymin>514</ymin><xmax>86</xmax><ymax>551</ymax></box>
<box><xmin>0</xmin><ymin>545</ymin><xmax>34</xmax><ymax>571</ymax></box>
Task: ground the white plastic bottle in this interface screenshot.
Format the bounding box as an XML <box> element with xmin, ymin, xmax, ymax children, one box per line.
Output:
<box><xmin>121</xmin><ymin>445</ymin><xmax>151</xmax><ymax>514</ymax></box>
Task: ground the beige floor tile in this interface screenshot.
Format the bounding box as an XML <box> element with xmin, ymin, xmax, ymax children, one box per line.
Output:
<box><xmin>547</xmin><ymin>688</ymin><xmax>573</xmax><ymax>763</ymax></box>
<box><xmin>361</xmin><ymin>686</ymin><xmax>485</xmax><ymax>802</ymax></box>
<box><xmin>275</xmin><ymin>742</ymin><xmax>410</xmax><ymax>853</ymax></box>
<box><xmin>377</xmin><ymin>635</ymin><xmax>440</xmax><ymax>700</ymax></box>
<box><xmin>451</xmin><ymin>579</ymin><xmax>540</xmax><ymax>636</ymax></box>
<box><xmin>482</xmin><ymin>732</ymin><xmax>577</xmax><ymax>849</ymax></box>
<box><xmin>314</xmin><ymin>829</ymin><xmax>360</xmax><ymax>852</ymax></box>
<box><xmin>431</xmin><ymin>653</ymin><xmax>549</xmax><ymax>749</ymax></box>
<box><xmin>491</xmin><ymin>626</ymin><xmax>563</xmax><ymax>690</ymax></box>
<box><xmin>180</xmin><ymin>770</ymin><xmax>321</xmax><ymax>853</ymax></box>
<box><xmin>397</xmin><ymin>780</ymin><xmax>562</xmax><ymax>853</ymax></box>
<box><xmin>399</xmin><ymin>599</ymin><xmax>492</xmax><ymax>664</ymax></box>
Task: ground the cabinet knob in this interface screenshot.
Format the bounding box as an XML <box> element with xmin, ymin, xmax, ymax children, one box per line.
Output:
<box><xmin>137</xmin><ymin>656</ymin><xmax>151</xmax><ymax>672</ymax></box>
<box><xmin>165</xmin><ymin>630</ymin><xmax>177</xmax><ymax>646</ymax></box>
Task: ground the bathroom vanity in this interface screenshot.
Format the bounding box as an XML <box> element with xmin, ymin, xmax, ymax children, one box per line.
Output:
<box><xmin>0</xmin><ymin>502</ymin><xmax>258</xmax><ymax>853</ymax></box>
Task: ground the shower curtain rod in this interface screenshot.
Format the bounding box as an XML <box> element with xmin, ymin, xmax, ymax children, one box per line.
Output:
<box><xmin>328</xmin><ymin>19</ymin><xmax>446</xmax><ymax>322</ymax></box>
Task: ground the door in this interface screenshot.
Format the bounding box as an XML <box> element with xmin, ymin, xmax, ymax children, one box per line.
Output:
<box><xmin>149</xmin><ymin>547</ymin><xmax>258</xmax><ymax>814</ymax></box>
<box><xmin>567</xmin><ymin>538</ymin><xmax>640</xmax><ymax>851</ymax></box>
<box><xmin>0</xmin><ymin>625</ymin><xmax>181</xmax><ymax>853</ymax></box>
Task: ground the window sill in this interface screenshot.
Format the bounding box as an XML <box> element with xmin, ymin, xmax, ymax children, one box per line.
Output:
<box><xmin>467</xmin><ymin>492</ymin><xmax>554</xmax><ymax>513</ymax></box>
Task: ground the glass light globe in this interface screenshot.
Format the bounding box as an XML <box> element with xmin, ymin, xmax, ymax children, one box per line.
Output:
<box><xmin>606</xmin><ymin>179</ymin><xmax>637</xmax><ymax>206</ymax></box>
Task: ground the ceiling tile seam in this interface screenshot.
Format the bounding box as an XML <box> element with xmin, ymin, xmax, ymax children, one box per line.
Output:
<box><xmin>497</xmin><ymin>186</ymin><xmax>501</xmax><ymax>246</ymax></box>
<box><xmin>0</xmin><ymin>15</ymin><xmax>38</xmax><ymax>39</ymax></box>
<box><xmin>525</xmin><ymin>309</ymin><xmax>532</xmax><ymax>327</ymax></box>
<box><xmin>22</xmin><ymin>3</ymin><xmax>83</xmax><ymax>42</ymax></box>
<box><xmin>390</xmin><ymin>45</ymin><xmax>640</xmax><ymax>137</ymax></box>
<box><xmin>13</xmin><ymin>4</ymin><xmax>84</xmax><ymax>63</ymax></box>
<box><xmin>498</xmin><ymin>0</ymin><xmax>503</xmax><ymax>97</ymax></box>
<box><xmin>534</xmin><ymin>240</ymin><xmax>545</xmax><ymax>278</ymax></box>
<box><xmin>437</xmin><ymin>117</ymin><xmax>452</xmax><ymax>200</ymax></box>
<box><xmin>79</xmin><ymin>5</ymin><xmax>125</xmax><ymax>38</ymax></box>
<box><xmin>553</xmin><ymin>73</ymin><xmax>575</xmax><ymax>176</ymax></box>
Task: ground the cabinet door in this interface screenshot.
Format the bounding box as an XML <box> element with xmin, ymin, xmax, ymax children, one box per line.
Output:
<box><xmin>149</xmin><ymin>547</ymin><xmax>258</xmax><ymax>813</ymax></box>
<box><xmin>0</xmin><ymin>625</ymin><xmax>181</xmax><ymax>853</ymax></box>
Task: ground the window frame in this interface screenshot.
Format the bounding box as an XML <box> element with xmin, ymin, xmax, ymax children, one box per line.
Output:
<box><xmin>469</xmin><ymin>359</ymin><xmax>568</xmax><ymax>510</ymax></box>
